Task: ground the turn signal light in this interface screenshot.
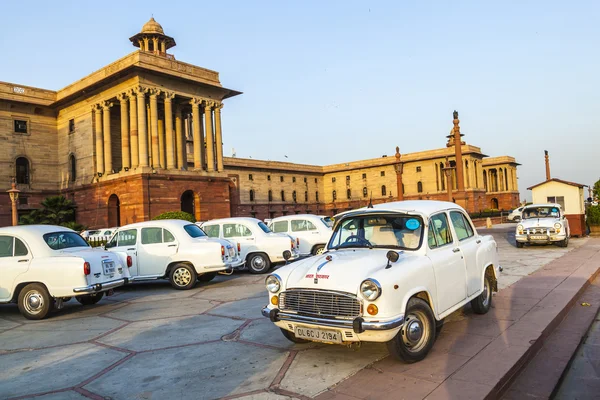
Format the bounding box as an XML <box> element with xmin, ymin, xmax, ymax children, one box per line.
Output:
<box><xmin>271</xmin><ymin>295</ymin><xmax>279</xmax><ymax>305</ymax></box>
<box><xmin>83</xmin><ymin>262</ymin><xmax>91</xmax><ymax>276</ymax></box>
<box><xmin>296</xmin><ymin>238</ymin><xmax>300</xmax><ymax>247</ymax></box>
<box><xmin>126</xmin><ymin>256</ymin><xmax>132</xmax><ymax>268</ymax></box>
<box><xmin>291</xmin><ymin>239</ymin><xmax>294</xmax><ymax>249</ymax></box>
<box><xmin>221</xmin><ymin>246</ymin><xmax>225</xmax><ymax>256</ymax></box>
<box><xmin>237</xmin><ymin>242</ymin><xmax>241</xmax><ymax>253</ymax></box>
<box><xmin>367</xmin><ymin>304</ymin><xmax>378</xmax><ymax>316</ymax></box>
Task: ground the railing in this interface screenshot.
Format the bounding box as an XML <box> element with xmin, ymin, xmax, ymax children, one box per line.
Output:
<box><xmin>87</xmin><ymin>237</ymin><xmax>108</xmax><ymax>248</ymax></box>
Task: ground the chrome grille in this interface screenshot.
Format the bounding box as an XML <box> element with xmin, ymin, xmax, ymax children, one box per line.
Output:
<box><xmin>279</xmin><ymin>289</ymin><xmax>362</xmax><ymax>319</ymax></box>
<box><xmin>527</xmin><ymin>227</ymin><xmax>549</xmax><ymax>234</ymax></box>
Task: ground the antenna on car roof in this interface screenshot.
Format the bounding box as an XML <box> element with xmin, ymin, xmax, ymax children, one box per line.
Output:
<box><xmin>367</xmin><ymin>191</ymin><xmax>373</xmax><ymax>208</ymax></box>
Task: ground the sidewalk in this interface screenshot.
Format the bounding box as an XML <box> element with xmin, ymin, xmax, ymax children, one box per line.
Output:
<box><xmin>314</xmin><ymin>239</ymin><xmax>600</xmax><ymax>400</ymax></box>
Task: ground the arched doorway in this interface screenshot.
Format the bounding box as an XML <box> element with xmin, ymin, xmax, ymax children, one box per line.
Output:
<box><xmin>181</xmin><ymin>190</ymin><xmax>195</xmax><ymax>216</ymax></box>
<box><xmin>490</xmin><ymin>198</ymin><xmax>499</xmax><ymax>209</ymax></box>
<box><xmin>108</xmin><ymin>194</ymin><xmax>120</xmax><ymax>227</ymax></box>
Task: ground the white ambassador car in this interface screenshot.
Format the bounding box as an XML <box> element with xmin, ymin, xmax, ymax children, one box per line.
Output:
<box><xmin>105</xmin><ymin>220</ymin><xmax>240</xmax><ymax>289</ymax></box>
<box><xmin>515</xmin><ymin>203</ymin><xmax>570</xmax><ymax>248</ymax></box>
<box><xmin>269</xmin><ymin>214</ymin><xmax>333</xmax><ymax>256</ymax></box>
<box><xmin>262</xmin><ymin>201</ymin><xmax>500</xmax><ymax>363</ymax></box>
<box><xmin>0</xmin><ymin>225</ymin><xmax>130</xmax><ymax>319</ymax></box>
<box><xmin>200</xmin><ymin>217</ymin><xmax>299</xmax><ymax>274</ymax></box>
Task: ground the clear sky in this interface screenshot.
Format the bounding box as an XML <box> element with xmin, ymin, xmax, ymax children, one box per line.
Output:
<box><xmin>1</xmin><ymin>1</ymin><xmax>598</xmax><ymax>200</ymax></box>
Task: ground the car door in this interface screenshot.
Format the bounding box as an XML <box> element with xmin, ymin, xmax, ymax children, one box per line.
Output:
<box><xmin>449</xmin><ymin>211</ymin><xmax>480</xmax><ymax>296</ymax></box>
<box><xmin>223</xmin><ymin>223</ymin><xmax>254</xmax><ymax>260</ymax></box>
<box><xmin>137</xmin><ymin>227</ymin><xmax>179</xmax><ymax>276</ymax></box>
<box><xmin>426</xmin><ymin>212</ymin><xmax>467</xmax><ymax>314</ymax></box>
<box><xmin>0</xmin><ymin>235</ymin><xmax>31</xmax><ymax>301</ymax></box>
<box><xmin>106</xmin><ymin>228</ymin><xmax>139</xmax><ymax>276</ymax></box>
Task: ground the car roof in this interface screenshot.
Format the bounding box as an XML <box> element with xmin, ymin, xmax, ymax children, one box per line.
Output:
<box><xmin>523</xmin><ymin>203</ymin><xmax>562</xmax><ymax>209</ymax></box>
<box><xmin>0</xmin><ymin>225</ymin><xmax>75</xmax><ymax>235</ymax></box>
<box><xmin>270</xmin><ymin>214</ymin><xmax>323</xmax><ymax>221</ymax></box>
<box><xmin>116</xmin><ymin>219</ymin><xmax>194</xmax><ymax>229</ymax></box>
<box><xmin>334</xmin><ymin>200</ymin><xmax>466</xmax><ymax>220</ymax></box>
<box><xmin>201</xmin><ymin>217</ymin><xmax>262</xmax><ymax>225</ymax></box>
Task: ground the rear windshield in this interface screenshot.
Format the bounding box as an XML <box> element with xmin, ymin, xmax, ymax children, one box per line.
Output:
<box><xmin>321</xmin><ymin>217</ymin><xmax>333</xmax><ymax>228</ymax></box>
<box><xmin>43</xmin><ymin>232</ymin><xmax>90</xmax><ymax>250</ymax></box>
<box><xmin>184</xmin><ymin>224</ymin><xmax>207</xmax><ymax>238</ymax></box>
<box><xmin>258</xmin><ymin>222</ymin><xmax>272</xmax><ymax>233</ymax></box>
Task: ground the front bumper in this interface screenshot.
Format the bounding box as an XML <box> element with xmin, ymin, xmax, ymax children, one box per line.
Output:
<box><xmin>515</xmin><ymin>232</ymin><xmax>566</xmax><ymax>243</ymax></box>
<box><xmin>73</xmin><ymin>278</ymin><xmax>127</xmax><ymax>294</ymax></box>
<box><xmin>261</xmin><ymin>306</ymin><xmax>405</xmax><ymax>334</ymax></box>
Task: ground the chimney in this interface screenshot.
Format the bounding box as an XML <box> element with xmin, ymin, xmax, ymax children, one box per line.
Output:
<box><xmin>544</xmin><ymin>150</ymin><xmax>551</xmax><ymax>180</ymax></box>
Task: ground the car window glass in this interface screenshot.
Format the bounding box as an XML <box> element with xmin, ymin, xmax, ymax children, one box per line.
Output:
<box><xmin>164</xmin><ymin>229</ymin><xmax>175</xmax><ymax>243</ymax></box>
<box><xmin>430</xmin><ymin>213</ymin><xmax>453</xmax><ymax>247</ymax></box>
<box><xmin>223</xmin><ymin>224</ymin><xmax>253</xmax><ymax>238</ymax></box>
<box><xmin>105</xmin><ymin>234</ymin><xmax>118</xmax><ymax>248</ymax></box>
<box><xmin>0</xmin><ymin>235</ymin><xmax>14</xmax><ymax>257</ymax></box>
<box><xmin>291</xmin><ymin>220</ymin><xmax>308</xmax><ymax>232</ymax></box>
<box><xmin>202</xmin><ymin>225</ymin><xmax>220</xmax><ymax>238</ymax></box>
<box><xmin>184</xmin><ymin>224</ymin><xmax>206</xmax><ymax>238</ymax></box>
<box><xmin>306</xmin><ymin>220</ymin><xmax>317</xmax><ymax>230</ymax></box>
<box><xmin>117</xmin><ymin>229</ymin><xmax>137</xmax><ymax>246</ymax></box>
<box><xmin>141</xmin><ymin>227</ymin><xmax>163</xmax><ymax>244</ymax></box>
<box><xmin>258</xmin><ymin>222</ymin><xmax>272</xmax><ymax>233</ymax></box>
<box><xmin>14</xmin><ymin>238</ymin><xmax>28</xmax><ymax>256</ymax></box>
<box><xmin>272</xmin><ymin>221</ymin><xmax>288</xmax><ymax>233</ymax></box>
<box><xmin>427</xmin><ymin>222</ymin><xmax>438</xmax><ymax>248</ymax></box>
<box><xmin>450</xmin><ymin>211</ymin><xmax>474</xmax><ymax>241</ymax></box>
<box><xmin>43</xmin><ymin>232</ymin><xmax>90</xmax><ymax>250</ymax></box>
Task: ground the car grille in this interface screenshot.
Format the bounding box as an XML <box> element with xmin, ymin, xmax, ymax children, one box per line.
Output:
<box><xmin>279</xmin><ymin>289</ymin><xmax>362</xmax><ymax>319</ymax></box>
<box><xmin>526</xmin><ymin>227</ymin><xmax>555</xmax><ymax>234</ymax></box>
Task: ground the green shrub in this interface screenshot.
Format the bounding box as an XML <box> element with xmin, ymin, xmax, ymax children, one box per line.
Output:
<box><xmin>587</xmin><ymin>205</ymin><xmax>600</xmax><ymax>226</ymax></box>
<box><xmin>153</xmin><ymin>211</ymin><xmax>196</xmax><ymax>223</ymax></box>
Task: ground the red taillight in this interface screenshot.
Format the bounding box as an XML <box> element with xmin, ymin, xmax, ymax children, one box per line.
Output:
<box><xmin>291</xmin><ymin>239</ymin><xmax>294</xmax><ymax>249</ymax></box>
<box><xmin>296</xmin><ymin>238</ymin><xmax>300</xmax><ymax>247</ymax></box>
<box><xmin>83</xmin><ymin>262</ymin><xmax>91</xmax><ymax>275</ymax></box>
<box><xmin>221</xmin><ymin>246</ymin><xmax>225</xmax><ymax>256</ymax></box>
<box><xmin>126</xmin><ymin>256</ymin><xmax>132</xmax><ymax>268</ymax></box>
<box><xmin>237</xmin><ymin>242</ymin><xmax>241</xmax><ymax>253</ymax></box>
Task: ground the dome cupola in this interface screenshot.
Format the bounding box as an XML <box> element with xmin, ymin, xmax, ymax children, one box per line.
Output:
<box><xmin>129</xmin><ymin>17</ymin><xmax>176</xmax><ymax>58</ymax></box>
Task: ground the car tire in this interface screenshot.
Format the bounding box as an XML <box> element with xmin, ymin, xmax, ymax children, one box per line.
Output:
<box><xmin>516</xmin><ymin>241</ymin><xmax>524</xmax><ymax>248</ymax></box>
<box><xmin>471</xmin><ymin>273</ymin><xmax>493</xmax><ymax>314</ymax></box>
<box><xmin>169</xmin><ymin>263</ymin><xmax>197</xmax><ymax>290</ymax></box>
<box><xmin>559</xmin><ymin>236</ymin><xmax>569</xmax><ymax>248</ymax></box>
<box><xmin>76</xmin><ymin>292</ymin><xmax>104</xmax><ymax>306</ymax></box>
<box><xmin>247</xmin><ymin>253</ymin><xmax>271</xmax><ymax>274</ymax></box>
<box><xmin>198</xmin><ymin>272</ymin><xmax>217</xmax><ymax>283</ymax></box>
<box><xmin>312</xmin><ymin>245</ymin><xmax>326</xmax><ymax>256</ymax></box>
<box><xmin>18</xmin><ymin>283</ymin><xmax>53</xmax><ymax>320</ymax></box>
<box><xmin>280</xmin><ymin>328</ymin><xmax>310</xmax><ymax>344</ymax></box>
<box><xmin>386</xmin><ymin>297</ymin><xmax>436</xmax><ymax>363</ymax></box>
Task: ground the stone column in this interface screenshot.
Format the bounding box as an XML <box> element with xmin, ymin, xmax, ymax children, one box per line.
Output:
<box><xmin>128</xmin><ymin>89</ymin><xmax>139</xmax><ymax>168</ymax></box>
<box><xmin>93</xmin><ymin>105</ymin><xmax>104</xmax><ymax>174</ymax></box>
<box><xmin>394</xmin><ymin>147</ymin><xmax>403</xmax><ymax>200</ymax></box>
<box><xmin>175</xmin><ymin>105</ymin><xmax>186</xmax><ymax>170</ymax></box>
<box><xmin>153</xmin><ymin>37</ymin><xmax>159</xmax><ymax>54</ymax></box>
<box><xmin>158</xmin><ymin>115</ymin><xmax>165</xmax><ymax>168</ymax></box>
<box><xmin>164</xmin><ymin>92</ymin><xmax>176</xmax><ymax>169</ymax></box>
<box><xmin>204</xmin><ymin>101</ymin><xmax>215</xmax><ymax>172</ymax></box>
<box><xmin>452</xmin><ymin>112</ymin><xmax>465</xmax><ymax>192</ymax></box>
<box><xmin>136</xmin><ymin>87</ymin><xmax>149</xmax><ymax>167</ymax></box>
<box><xmin>150</xmin><ymin>89</ymin><xmax>160</xmax><ymax>169</ymax></box>
<box><xmin>117</xmin><ymin>93</ymin><xmax>130</xmax><ymax>170</ymax></box>
<box><xmin>102</xmin><ymin>101</ymin><xmax>113</xmax><ymax>173</ymax></box>
<box><xmin>190</xmin><ymin>98</ymin><xmax>204</xmax><ymax>169</ymax></box>
<box><xmin>214</xmin><ymin>103</ymin><xmax>224</xmax><ymax>171</ymax></box>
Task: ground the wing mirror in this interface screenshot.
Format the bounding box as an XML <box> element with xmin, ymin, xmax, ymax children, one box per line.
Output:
<box><xmin>385</xmin><ymin>250</ymin><xmax>399</xmax><ymax>269</ymax></box>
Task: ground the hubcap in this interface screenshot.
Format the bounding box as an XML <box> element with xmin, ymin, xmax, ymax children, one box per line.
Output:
<box><xmin>406</xmin><ymin>320</ymin><xmax>423</xmax><ymax>342</ymax></box>
<box><xmin>173</xmin><ymin>267</ymin><xmax>192</xmax><ymax>286</ymax></box>
<box><xmin>316</xmin><ymin>247</ymin><xmax>325</xmax><ymax>255</ymax></box>
<box><xmin>252</xmin><ymin>256</ymin><xmax>266</xmax><ymax>271</ymax></box>
<box><xmin>482</xmin><ymin>279</ymin><xmax>490</xmax><ymax>307</ymax></box>
<box><xmin>24</xmin><ymin>290</ymin><xmax>44</xmax><ymax>314</ymax></box>
<box><xmin>401</xmin><ymin>310</ymin><xmax>430</xmax><ymax>353</ymax></box>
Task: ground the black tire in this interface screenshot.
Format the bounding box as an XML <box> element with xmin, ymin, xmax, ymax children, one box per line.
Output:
<box><xmin>312</xmin><ymin>245</ymin><xmax>326</xmax><ymax>256</ymax></box>
<box><xmin>169</xmin><ymin>263</ymin><xmax>197</xmax><ymax>290</ymax></box>
<box><xmin>559</xmin><ymin>236</ymin><xmax>569</xmax><ymax>248</ymax></box>
<box><xmin>280</xmin><ymin>328</ymin><xmax>310</xmax><ymax>344</ymax></box>
<box><xmin>198</xmin><ymin>272</ymin><xmax>217</xmax><ymax>283</ymax></box>
<box><xmin>386</xmin><ymin>297</ymin><xmax>436</xmax><ymax>363</ymax></box>
<box><xmin>516</xmin><ymin>241</ymin><xmax>524</xmax><ymax>248</ymax></box>
<box><xmin>18</xmin><ymin>283</ymin><xmax>53</xmax><ymax>320</ymax></box>
<box><xmin>76</xmin><ymin>292</ymin><xmax>104</xmax><ymax>306</ymax></box>
<box><xmin>471</xmin><ymin>273</ymin><xmax>493</xmax><ymax>314</ymax></box>
<box><xmin>247</xmin><ymin>253</ymin><xmax>271</xmax><ymax>274</ymax></box>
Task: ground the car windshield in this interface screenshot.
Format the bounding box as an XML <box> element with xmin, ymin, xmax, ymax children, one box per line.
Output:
<box><xmin>522</xmin><ymin>206</ymin><xmax>560</xmax><ymax>219</ymax></box>
<box><xmin>258</xmin><ymin>222</ymin><xmax>272</xmax><ymax>233</ymax></box>
<box><xmin>321</xmin><ymin>217</ymin><xmax>333</xmax><ymax>228</ymax></box>
<box><xmin>43</xmin><ymin>231</ymin><xmax>90</xmax><ymax>250</ymax></box>
<box><xmin>329</xmin><ymin>213</ymin><xmax>424</xmax><ymax>250</ymax></box>
<box><xmin>184</xmin><ymin>224</ymin><xmax>207</xmax><ymax>238</ymax></box>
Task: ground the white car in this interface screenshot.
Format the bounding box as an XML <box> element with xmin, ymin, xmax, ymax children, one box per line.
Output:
<box><xmin>507</xmin><ymin>206</ymin><xmax>524</xmax><ymax>222</ymax></box>
<box><xmin>0</xmin><ymin>225</ymin><xmax>130</xmax><ymax>320</ymax></box>
<box><xmin>262</xmin><ymin>201</ymin><xmax>500</xmax><ymax>363</ymax></box>
<box><xmin>86</xmin><ymin>228</ymin><xmax>117</xmax><ymax>242</ymax></box>
<box><xmin>515</xmin><ymin>203</ymin><xmax>570</xmax><ymax>248</ymax></box>
<box><xmin>200</xmin><ymin>217</ymin><xmax>299</xmax><ymax>274</ymax></box>
<box><xmin>269</xmin><ymin>214</ymin><xmax>333</xmax><ymax>256</ymax></box>
<box><xmin>105</xmin><ymin>220</ymin><xmax>240</xmax><ymax>289</ymax></box>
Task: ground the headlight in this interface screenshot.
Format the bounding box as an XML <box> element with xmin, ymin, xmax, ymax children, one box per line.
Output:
<box><xmin>360</xmin><ymin>279</ymin><xmax>382</xmax><ymax>301</ymax></box>
<box><xmin>265</xmin><ymin>274</ymin><xmax>281</xmax><ymax>293</ymax></box>
<box><xmin>517</xmin><ymin>224</ymin><xmax>524</xmax><ymax>232</ymax></box>
<box><xmin>554</xmin><ymin>223</ymin><xmax>562</xmax><ymax>229</ymax></box>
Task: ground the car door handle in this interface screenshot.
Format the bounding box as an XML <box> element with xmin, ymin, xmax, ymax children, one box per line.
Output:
<box><xmin>127</xmin><ymin>248</ymin><xmax>135</xmax><ymax>251</ymax></box>
<box><xmin>476</xmin><ymin>239</ymin><xmax>481</xmax><ymax>244</ymax></box>
<box><xmin>18</xmin><ymin>259</ymin><xmax>29</xmax><ymax>262</ymax></box>
<box><xmin>167</xmin><ymin>244</ymin><xmax>177</xmax><ymax>247</ymax></box>
<box><xmin>452</xmin><ymin>248</ymin><xmax>460</xmax><ymax>253</ymax></box>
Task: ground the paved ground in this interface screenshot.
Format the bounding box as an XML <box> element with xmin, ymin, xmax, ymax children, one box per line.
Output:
<box><xmin>0</xmin><ymin>226</ymin><xmax>590</xmax><ymax>400</ymax></box>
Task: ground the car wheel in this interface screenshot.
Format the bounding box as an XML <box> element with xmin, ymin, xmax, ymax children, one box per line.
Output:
<box><xmin>516</xmin><ymin>241</ymin><xmax>524</xmax><ymax>248</ymax></box>
<box><xmin>247</xmin><ymin>253</ymin><xmax>271</xmax><ymax>274</ymax></box>
<box><xmin>18</xmin><ymin>283</ymin><xmax>53</xmax><ymax>320</ymax></box>
<box><xmin>471</xmin><ymin>272</ymin><xmax>493</xmax><ymax>314</ymax></box>
<box><xmin>169</xmin><ymin>263</ymin><xmax>197</xmax><ymax>290</ymax></box>
<box><xmin>198</xmin><ymin>272</ymin><xmax>217</xmax><ymax>283</ymax></box>
<box><xmin>76</xmin><ymin>292</ymin><xmax>104</xmax><ymax>305</ymax></box>
<box><xmin>386</xmin><ymin>297</ymin><xmax>436</xmax><ymax>363</ymax></box>
<box><xmin>280</xmin><ymin>328</ymin><xmax>310</xmax><ymax>343</ymax></box>
<box><xmin>312</xmin><ymin>245</ymin><xmax>326</xmax><ymax>256</ymax></box>
<box><xmin>559</xmin><ymin>236</ymin><xmax>569</xmax><ymax>248</ymax></box>
<box><xmin>514</xmin><ymin>216</ymin><xmax>521</xmax><ymax>222</ymax></box>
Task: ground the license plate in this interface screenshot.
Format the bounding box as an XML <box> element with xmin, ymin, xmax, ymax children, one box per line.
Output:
<box><xmin>295</xmin><ymin>326</ymin><xmax>342</xmax><ymax>343</ymax></box>
<box><xmin>102</xmin><ymin>261</ymin><xmax>115</xmax><ymax>275</ymax></box>
<box><xmin>530</xmin><ymin>235</ymin><xmax>548</xmax><ymax>240</ymax></box>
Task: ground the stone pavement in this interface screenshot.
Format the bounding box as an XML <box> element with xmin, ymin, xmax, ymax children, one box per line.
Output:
<box><xmin>0</xmin><ymin>228</ymin><xmax>596</xmax><ymax>400</ymax></box>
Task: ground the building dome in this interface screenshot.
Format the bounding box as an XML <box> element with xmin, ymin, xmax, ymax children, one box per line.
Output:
<box><xmin>141</xmin><ymin>17</ymin><xmax>164</xmax><ymax>35</ymax></box>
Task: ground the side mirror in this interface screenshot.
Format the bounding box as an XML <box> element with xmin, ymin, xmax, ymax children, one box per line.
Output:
<box><xmin>283</xmin><ymin>250</ymin><xmax>292</xmax><ymax>263</ymax></box>
<box><xmin>385</xmin><ymin>250</ymin><xmax>399</xmax><ymax>269</ymax></box>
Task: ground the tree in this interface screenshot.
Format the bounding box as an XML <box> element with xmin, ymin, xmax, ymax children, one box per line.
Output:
<box><xmin>20</xmin><ymin>195</ymin><xmax>84</xmax><ymax>231</ymax></box>
<box><xmin>152</xmin><ymin>211</ymin><xmax>196</xmax><ymax>223</ymax></box>
<box><xmin>594</xmin><ymin>179</ymin><xmax>600</xmax><ymax>199</ymax></box>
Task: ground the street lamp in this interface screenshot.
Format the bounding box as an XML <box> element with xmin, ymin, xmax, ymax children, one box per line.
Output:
<box><xmin>7</xmin><ymin>178</ymin><xmax>20</xmax><ymax>226</ymax></box>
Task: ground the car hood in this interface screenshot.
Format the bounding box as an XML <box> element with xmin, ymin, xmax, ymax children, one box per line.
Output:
<box><xmin>520</xmin><ymin>217</ymin><xmax>561</xmax><ymax>228</ymax></box>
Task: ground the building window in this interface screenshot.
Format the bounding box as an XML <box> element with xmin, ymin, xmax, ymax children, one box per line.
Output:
<box><xmin>362</xmin><ymin>173</ymin><xmax>367</xmax><ymax>179</ymax></box>
<box><xmin>281</xmin><ymin>190</ymin><xmax>285</xmax><ymax>201</ymax></box>
<box><xmin>332</xmin><ymin>190</ymin><xmax>337</xmax><ymax>200</ymax></box>
<box><xmin>314</xmin><ymin>178</ymin><xmax>317</xmax><ymax>183</ymax></box>
<box><xmin>249</xmin><ymin>189</ymin><xmax>255</xmax><ymax>201</ymax></box>
<box><xmin>332</xmin><ymin>177</ymin><xmax>336</xmax><ymax>183</ymax></box>
<box><xmin>303</xmin><ymin>177</ymin><xmax>307</xmax><ymax>183</ymax></box>
<box><xmin>417</xmin><ymin>181</ymin><xmax>423</xmax><ymax>193</ymax></box>
<box><xmin>292</xmin><ymin>177</ymin><xmax>296</xmax><ymax>183</ymax></box>
<box><xmin>363</xmin><ymin>187</ymin><xmax>368</xmax><ymax>197</ymax></box>
<box><xmin>292</xmin><ymin>191</ymin><xmax>297</xmax><ymax>202</ymax></box>
<box><xmin>267</xmin><ymin>175</ymin><xmax>271</xmax><ymax>181</ymax></box>
<box><xmin>315</xmin><ymin>191</ymin><xmax>319</xmax><ymax>201</ymax></box>
<box><xmin>346</xmin><ymin>189</ymin><xmax>351</xmax><ymax>199</ymax></box>
<box><xmin>280</xmin><ymin>176</ymin><xmax>284</xmax><ymax>182</ymax></box>
<box><xmin>416</xmin><ymin>166</ymin><xmax>421</xmax><ymax>172</ymax></box>
<box><xmin>268</xmin><ymin>190</ymin><xmax>273</xmax><ymax>202</ymax></box>
<box><xmin>547</xmin><ymin>196</ymin><xmax>566</xmax><ymax>210</ymax></box>
<box><xmin>380</xmin><ymin>171</ymin><xmax>385</xmax><ymax>177</ymax></box>
<box><xmin>69</xmin><ymin>119</ymin><xmax>75</xmax><ymax>134</ymax></box>
<box><xmin>249</xmin><ymin>174</ymin><xmax>253</xmax><ymax>181</ymax></box>
<box><xmin>14</xmin><ymin>119</ymin><xmax>28</xmax><ymax>134</ymax></box>
<box><xmin>381</xmin><ymin>185</ymin><xmax>386</xmax><ymax>196</ymax></box>
<box><xmin>346</xmin><ymin>175</ymin><xmax>350</xmax><ymax>183</ymax></box>
<box><xmin>304</xmin><ymin>191</ymin><xmax>308</xmax><ymax>201</ymax></box>
<box><xmin>69</xmin><ymin>154</ymin><xmax>76</xmax><ymax>182</ymax></box>
<box><xmin>15</xmin><ymin>157</ymin><xmax>30</xmax><ymax>184</ymax></box>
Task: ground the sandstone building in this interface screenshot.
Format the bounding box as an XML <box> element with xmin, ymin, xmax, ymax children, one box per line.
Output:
<box><xmin>0</xmin><ymin>19</ymin><xmax>520</xmax><ymax>228</ymax></box>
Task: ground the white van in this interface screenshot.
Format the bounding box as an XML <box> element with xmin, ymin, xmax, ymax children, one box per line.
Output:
<box><xmin>268</xmin><ymin>214</ymin><xmax>333</xmax><ymax>256</ymax></box>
